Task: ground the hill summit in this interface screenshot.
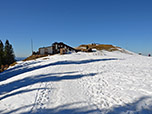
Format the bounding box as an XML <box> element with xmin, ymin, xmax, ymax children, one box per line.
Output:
<box><xmin>76</xmin><ymin>43</ymin><xmax>132</xmax><ymax>54</ymax></box>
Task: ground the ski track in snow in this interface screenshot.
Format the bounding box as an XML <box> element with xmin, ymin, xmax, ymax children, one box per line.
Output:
<box><xmin>0</xmin><ymin>51</ymin><xmax>152</xmax><ymax>114</ymax></box>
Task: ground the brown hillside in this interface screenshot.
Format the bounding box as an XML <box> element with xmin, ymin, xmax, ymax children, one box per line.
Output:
<box><xmin>76</xmin><ymin>44</ymin><xmax>131</xmax><ymax>54</ymax></box>
<box><xmin>23</xmin><ymin>55</ymin><xmax>48</xmax><ymax>61</ymax></box>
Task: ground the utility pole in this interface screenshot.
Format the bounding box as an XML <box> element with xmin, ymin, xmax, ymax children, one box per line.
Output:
<box><xmin>31</xmin><ymin>39</ymin><xmax>33</xmax><ymax>55</ymax></box>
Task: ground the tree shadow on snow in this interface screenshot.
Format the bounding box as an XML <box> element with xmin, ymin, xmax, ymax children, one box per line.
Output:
<box><xmin>3</xmin><ymin>102</ymin><xmax>101</xmax><ymax>114</ymax></box>
<box><xmin>2</xmin><ymin>96</ymin><xmax>152</xmax><ymax>114</ymax></box>
<box><xmin>106</xmin><ymin>96</ymin><xmax>152</xmax><ymax>114</ymax></box>
<box><xmin>0</xmin><ymin>88</ymin><xmax>51</xmax><ymax>101</ymax></box>
<box><xmin>0</xmin><ymin>58</ymin><xmax>118</xmax><ymax>81</ymax></box>
<box><xmin>0</xmin><ymin>72</ymin><xmax>97</xmax><ymax>96</ymax></box>
<box><xmin>0</xmin><ymin>60</ymin><xmax>42</xmax><ymax>81</ymax></box>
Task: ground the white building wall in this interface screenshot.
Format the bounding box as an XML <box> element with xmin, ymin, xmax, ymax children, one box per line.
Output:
<box><xmin>47</xmin><ymin>47</ymin><xmax>53</xmax><ymax>54</ymax></box>
<box><xmin>40</xmin><ymin>48</ymin><xmax>45</xmax><ymax>55</ymax></box>
<box><xmin>80</xmin><ymin>47</ymin><xmax>87</xmax><ymax>49</ymax></box>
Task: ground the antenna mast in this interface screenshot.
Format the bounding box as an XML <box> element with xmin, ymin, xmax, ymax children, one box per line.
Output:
<box><xmin>31</xmin><ymin>39</ymin><xmax>33</xmax><ymax>55</ymax></box>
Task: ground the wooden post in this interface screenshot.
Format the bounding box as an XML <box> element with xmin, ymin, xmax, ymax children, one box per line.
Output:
<box><xmin>60</xmin><ymin>48</ymin><xmax>63</xmax><ymax>55</ymax></box>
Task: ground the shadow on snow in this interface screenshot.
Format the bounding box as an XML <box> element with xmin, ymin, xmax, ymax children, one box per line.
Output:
<box><xmin>0</xmin><ymin>58</ymin><xmax>118</xmax><ymax>81</ymax></box>
<box><xmin>0</xmin><ymin>61</ymin><xmax>42</xmax><ymax>81</ymax></box>
<box><xmin>0</xmin><ymin>88</ymin><xmax>51</xmax><ymax>101</ymax></box>
<box><xmin>0</xmin><ymin>71</ymin><xmax>96</xmax><ymax>96</ymax></box>
<box><xmin>2</xmin><ymin>96</ymin><xmax>152</xmax><ymax>114</ymax></box>
<box><xmin>106</xmin><ymin>96</ymin><xmax>152</xmax><ymax>114</ymax></box>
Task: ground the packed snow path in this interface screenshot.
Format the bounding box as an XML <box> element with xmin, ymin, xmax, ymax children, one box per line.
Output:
<box><xmin>0</xmin><ymin>52</ymin><xmax>152</xmax><ymax>114</ymax></box>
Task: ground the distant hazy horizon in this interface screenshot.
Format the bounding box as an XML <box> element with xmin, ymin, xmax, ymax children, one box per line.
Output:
<box><xmin>15</xmin><ymin>57</ymin><xmax>26</xmax><ymax>61</ymax></box>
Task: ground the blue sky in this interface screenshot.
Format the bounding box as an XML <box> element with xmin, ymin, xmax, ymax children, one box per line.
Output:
<box><xmin>0</xmin><ymin>0</ymin><xmax>152</xmax><ymax>57</ymax></box>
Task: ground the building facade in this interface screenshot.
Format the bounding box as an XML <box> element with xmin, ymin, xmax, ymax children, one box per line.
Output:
<box><xmin>38</xmin><ymin>42</ymin><xmax>77</xmax><ymax>55</ymax></box>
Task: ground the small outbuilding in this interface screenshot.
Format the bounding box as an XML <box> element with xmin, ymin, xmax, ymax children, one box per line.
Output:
<box><xmin>39</xmin><ymin>46</ymin><xmax>53</xmax><ymax>55</ymax></box>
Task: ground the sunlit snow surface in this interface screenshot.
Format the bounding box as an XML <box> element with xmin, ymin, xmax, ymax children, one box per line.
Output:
<box><xmin>0</xmin><ymin>51</ymin><xmax>152</xmax><ymax>114</ymax></box>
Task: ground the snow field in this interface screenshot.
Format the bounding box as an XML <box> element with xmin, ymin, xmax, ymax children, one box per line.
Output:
<box><xmin>0</xmin><ymin>51</ymin><xmax>152</xmax><ymax>114</ymax></box>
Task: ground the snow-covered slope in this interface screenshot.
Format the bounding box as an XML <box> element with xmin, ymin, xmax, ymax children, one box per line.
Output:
<box><xmin>0</xmin><ymin>51</ymin><xmax>152</xmax><ymax>114</ymax></box>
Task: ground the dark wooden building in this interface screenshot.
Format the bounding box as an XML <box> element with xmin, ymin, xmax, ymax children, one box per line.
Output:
<box><xmin>52</xmin><ymin>42</ymin><xmax>77</xmax><ymax>54</ymax></box>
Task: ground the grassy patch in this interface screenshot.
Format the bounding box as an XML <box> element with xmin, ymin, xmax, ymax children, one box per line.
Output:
<box><xmin>10</xmin><ymin>62</ymin><xmax>17</xmax><ymax>67</ymax></box>
<box><xmin>43</xmin><ymin>58</ymin><xmax>49</xmax><ymax>60</ymax></box>
<box><xmin>76</xmin><ymin>44</ymin><xmax>120</xmax><ymax>51</ymax></box>
<box><xmin>76</xmin><ymin>44</ymin><xmax>131</xmax><ymax>54</ymax></box>
<box><xmin>23</xmin><ymin>55</ymin><xmax>48</xmax><ymax>61</ymax></box>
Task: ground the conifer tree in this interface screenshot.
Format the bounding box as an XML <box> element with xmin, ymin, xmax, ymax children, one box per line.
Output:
<box><xmin>0</xmin><ymin>40</ymin><xmax>4</xmax><ymax>67</ymax></box>
<box><xmin>4</xmin><ymin>40</ymin><xmax>15</xmax><ymax>65</ymax></box>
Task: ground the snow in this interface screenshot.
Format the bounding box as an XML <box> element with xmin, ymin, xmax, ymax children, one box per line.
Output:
<box><xmin>0</xmin><ymin>51</ymin><xmax>152</xmax><ymax>114</ymax></box>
